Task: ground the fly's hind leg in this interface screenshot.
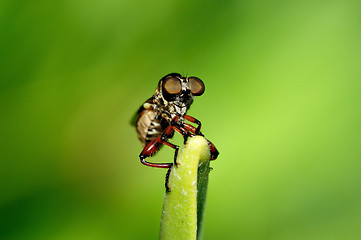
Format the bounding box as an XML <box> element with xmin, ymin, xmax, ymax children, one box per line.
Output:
<box><xmin>139</xmin><ymin>124</ymin><xmax>180</xmax><ymax>191</ymax></box>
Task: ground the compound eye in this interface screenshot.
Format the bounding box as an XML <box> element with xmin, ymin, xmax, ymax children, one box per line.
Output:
<box><xmin>188</xmin><ymin>77</ymin><xmax>205</xmax><ymax>96</ymax></box>
<box><xmin>162</xmin><ymin>76</ymin><xmax>182</xmax><ymax>95</ymax></box>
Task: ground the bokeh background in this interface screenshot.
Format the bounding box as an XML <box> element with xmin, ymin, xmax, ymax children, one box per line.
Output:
<box><xmin>1</xmin><ymin>0</ymin><xmax>361</xmax><ymax>239</ymax></box>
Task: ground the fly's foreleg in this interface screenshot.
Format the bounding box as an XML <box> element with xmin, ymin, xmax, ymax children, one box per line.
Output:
<box><xmin>184</xmin><ymin>115</ymin><xmax>202</xmax><ymax>135</ymax></box>
<box><xmin>172</xmin><ymin>125</ymin><xmax>191</xmax><ymax>144</ymax></box>
<box><xmin>183</xmin><ymin>123</ymin><xmax>219</xmax><ymax>160</ymax></box>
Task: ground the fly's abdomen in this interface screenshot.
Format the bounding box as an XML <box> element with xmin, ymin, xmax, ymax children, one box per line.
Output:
<box><xmin>136</xmin><ymin>110</ymin><xmax>164</xmax><ymax>146</ymax></box>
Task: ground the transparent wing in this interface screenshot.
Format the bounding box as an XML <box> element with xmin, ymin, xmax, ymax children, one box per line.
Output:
<box><xmin>130</xmin><ymin>105</ymin><xmax>144</xmax><ymax>126</ymax></box>
<box><xmin>130</xmin><ymin>97</ymin><xmax>154</xmax><ymax>126</ymax></box>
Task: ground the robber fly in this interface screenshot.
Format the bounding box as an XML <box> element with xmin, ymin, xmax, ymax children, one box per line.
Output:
<box><xmin>131</xmin><ymin>73</ymin><xmax>219</xmax><ymax>191</ymax></box>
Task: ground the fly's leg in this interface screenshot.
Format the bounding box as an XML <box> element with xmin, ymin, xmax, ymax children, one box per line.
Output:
<box><xmin>139</xmin><ymin>125</ymin><xmax>175</xmax><ymax>169</ymax></box>
<box><xmin>171</xmin><ymin>115</ymin><xmax>193</xmax><ymax>144</ymax></box>
<box><xmin>139</xmin><ymin>115</ymin><xmax>217</xmax><ymax>191</ymax></box>
<box><xmin>165</xmin><ymin>167</ymin><xmax>172</xmax><ymax>192</ymax></box>
<box><xmin>184</xmin><ymin>115</ymin><xmax>203</xmax><ymax>135</ymax></box>
<box><xmin>208</xmin><ymin>140</ymin><xmax>219</xmax><ymax>160</ymax></box>
<box><xmin>183</xmin><ymin>123</ymin><xmax>219</xmax><ymax>160</ymax></box>
<box><xmin>173</xmin><ymin>125</ymin><xmax>191</xmax><ymax>144</ymax></box>
<box><xmin>139</xmin><ymin>122</ymin><xmax>181</xmax><ymax>192</ymax></box>
<box><xmin>162</xmin><ymin>140</ymin><xmax>180</xmax><ymax>192</ymax></box>
<box><xmin>163</xmin><ymin>141</ymin><xmax>179</xmax><ymax>166</ymax></box>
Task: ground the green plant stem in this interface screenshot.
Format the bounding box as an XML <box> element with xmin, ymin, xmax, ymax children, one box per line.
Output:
<box><xmin>159</xmin><ymin>136</ymin><xmax>211</xmax><ymax>240</ymax></box>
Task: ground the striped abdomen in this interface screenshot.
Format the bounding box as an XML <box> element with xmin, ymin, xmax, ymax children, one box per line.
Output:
<box><xmin>136</xmin><ymin>109</ymin><xmax>165</xmax><ymax>146</ymax></box>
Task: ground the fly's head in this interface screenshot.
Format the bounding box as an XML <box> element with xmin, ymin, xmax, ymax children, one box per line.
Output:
<box><xmin>154</xmin><ymin>73</ymin><xmax>205</xmax><ymax>122</ymax></box>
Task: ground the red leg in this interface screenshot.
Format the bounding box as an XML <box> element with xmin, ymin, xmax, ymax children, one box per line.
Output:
<box><xmin>139</xmin><ymin>115</ymin><xmax>218</xmax><ymax>191</ymax></box>
<box><xmin>139</xmin><ymin>116</ymin><xmax>179</xmax><ymax>162</ymax></box>
<box><xmin>139</xmin><ymin>136</ymin><xmax>173</xmax><ymax>168</ymax></box>
<box><xmin>172</xmin><ymin>125</ymin><xmax>191</xmax><ymax>144</ymax></box>
<box><xmin>172</xmin><ymin>125</ymin><xmax>188</xmax><ymax>138</ymax></box>
<box><xmin>139</xmin><ymin>120</ymin><xmax>181</xmax><ymax>192</ymax></box>
<box><xmin>139</xmin><ymin>125</ymin><xmax>175</xmax><ymax>168</ymax></box>
<box><xmin>183</xmin><ymin>123</ymin><xmax>199</xmax><ymax>136</ymax></box>
<box><xmin>184</xmin><ymin>115</ymin><xmax>202</xmax><ymax>135</ymax></box>
<box><xmin>163</xmin><ymin>141</ymin><xmax>179</xmax><ymax>166</ymax></box>
<box><xmin>184</xmin><ymin>123</ymin><xmax>219</xmax><ymax>160</ymax></box>
<box><xmin>208</xmin><ymin>140</ymin><xmax>219</xmax><ymax>160</ymax></box>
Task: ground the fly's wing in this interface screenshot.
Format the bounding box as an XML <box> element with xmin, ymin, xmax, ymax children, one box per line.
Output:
<box><xmin>130</xmin><ymin>105</ymin><xmax>144</xmax><ymax>126</ymax></box>
<box><xmin>130</xmin><ymin>97</ymin><xmax>154</xmax><ymax>126</ymax></box>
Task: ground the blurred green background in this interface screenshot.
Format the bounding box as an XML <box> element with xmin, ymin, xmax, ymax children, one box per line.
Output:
<box><xmin>1</xmin><ymin>0</ymin><xmax>361</xmax><ymax>239</ymax></box>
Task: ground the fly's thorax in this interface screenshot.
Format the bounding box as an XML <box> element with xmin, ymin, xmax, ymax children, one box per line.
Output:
<box><xmin>154</xmin><ymin>90</ymin><xmax>191</xmax><ymax>122</ymax></box>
